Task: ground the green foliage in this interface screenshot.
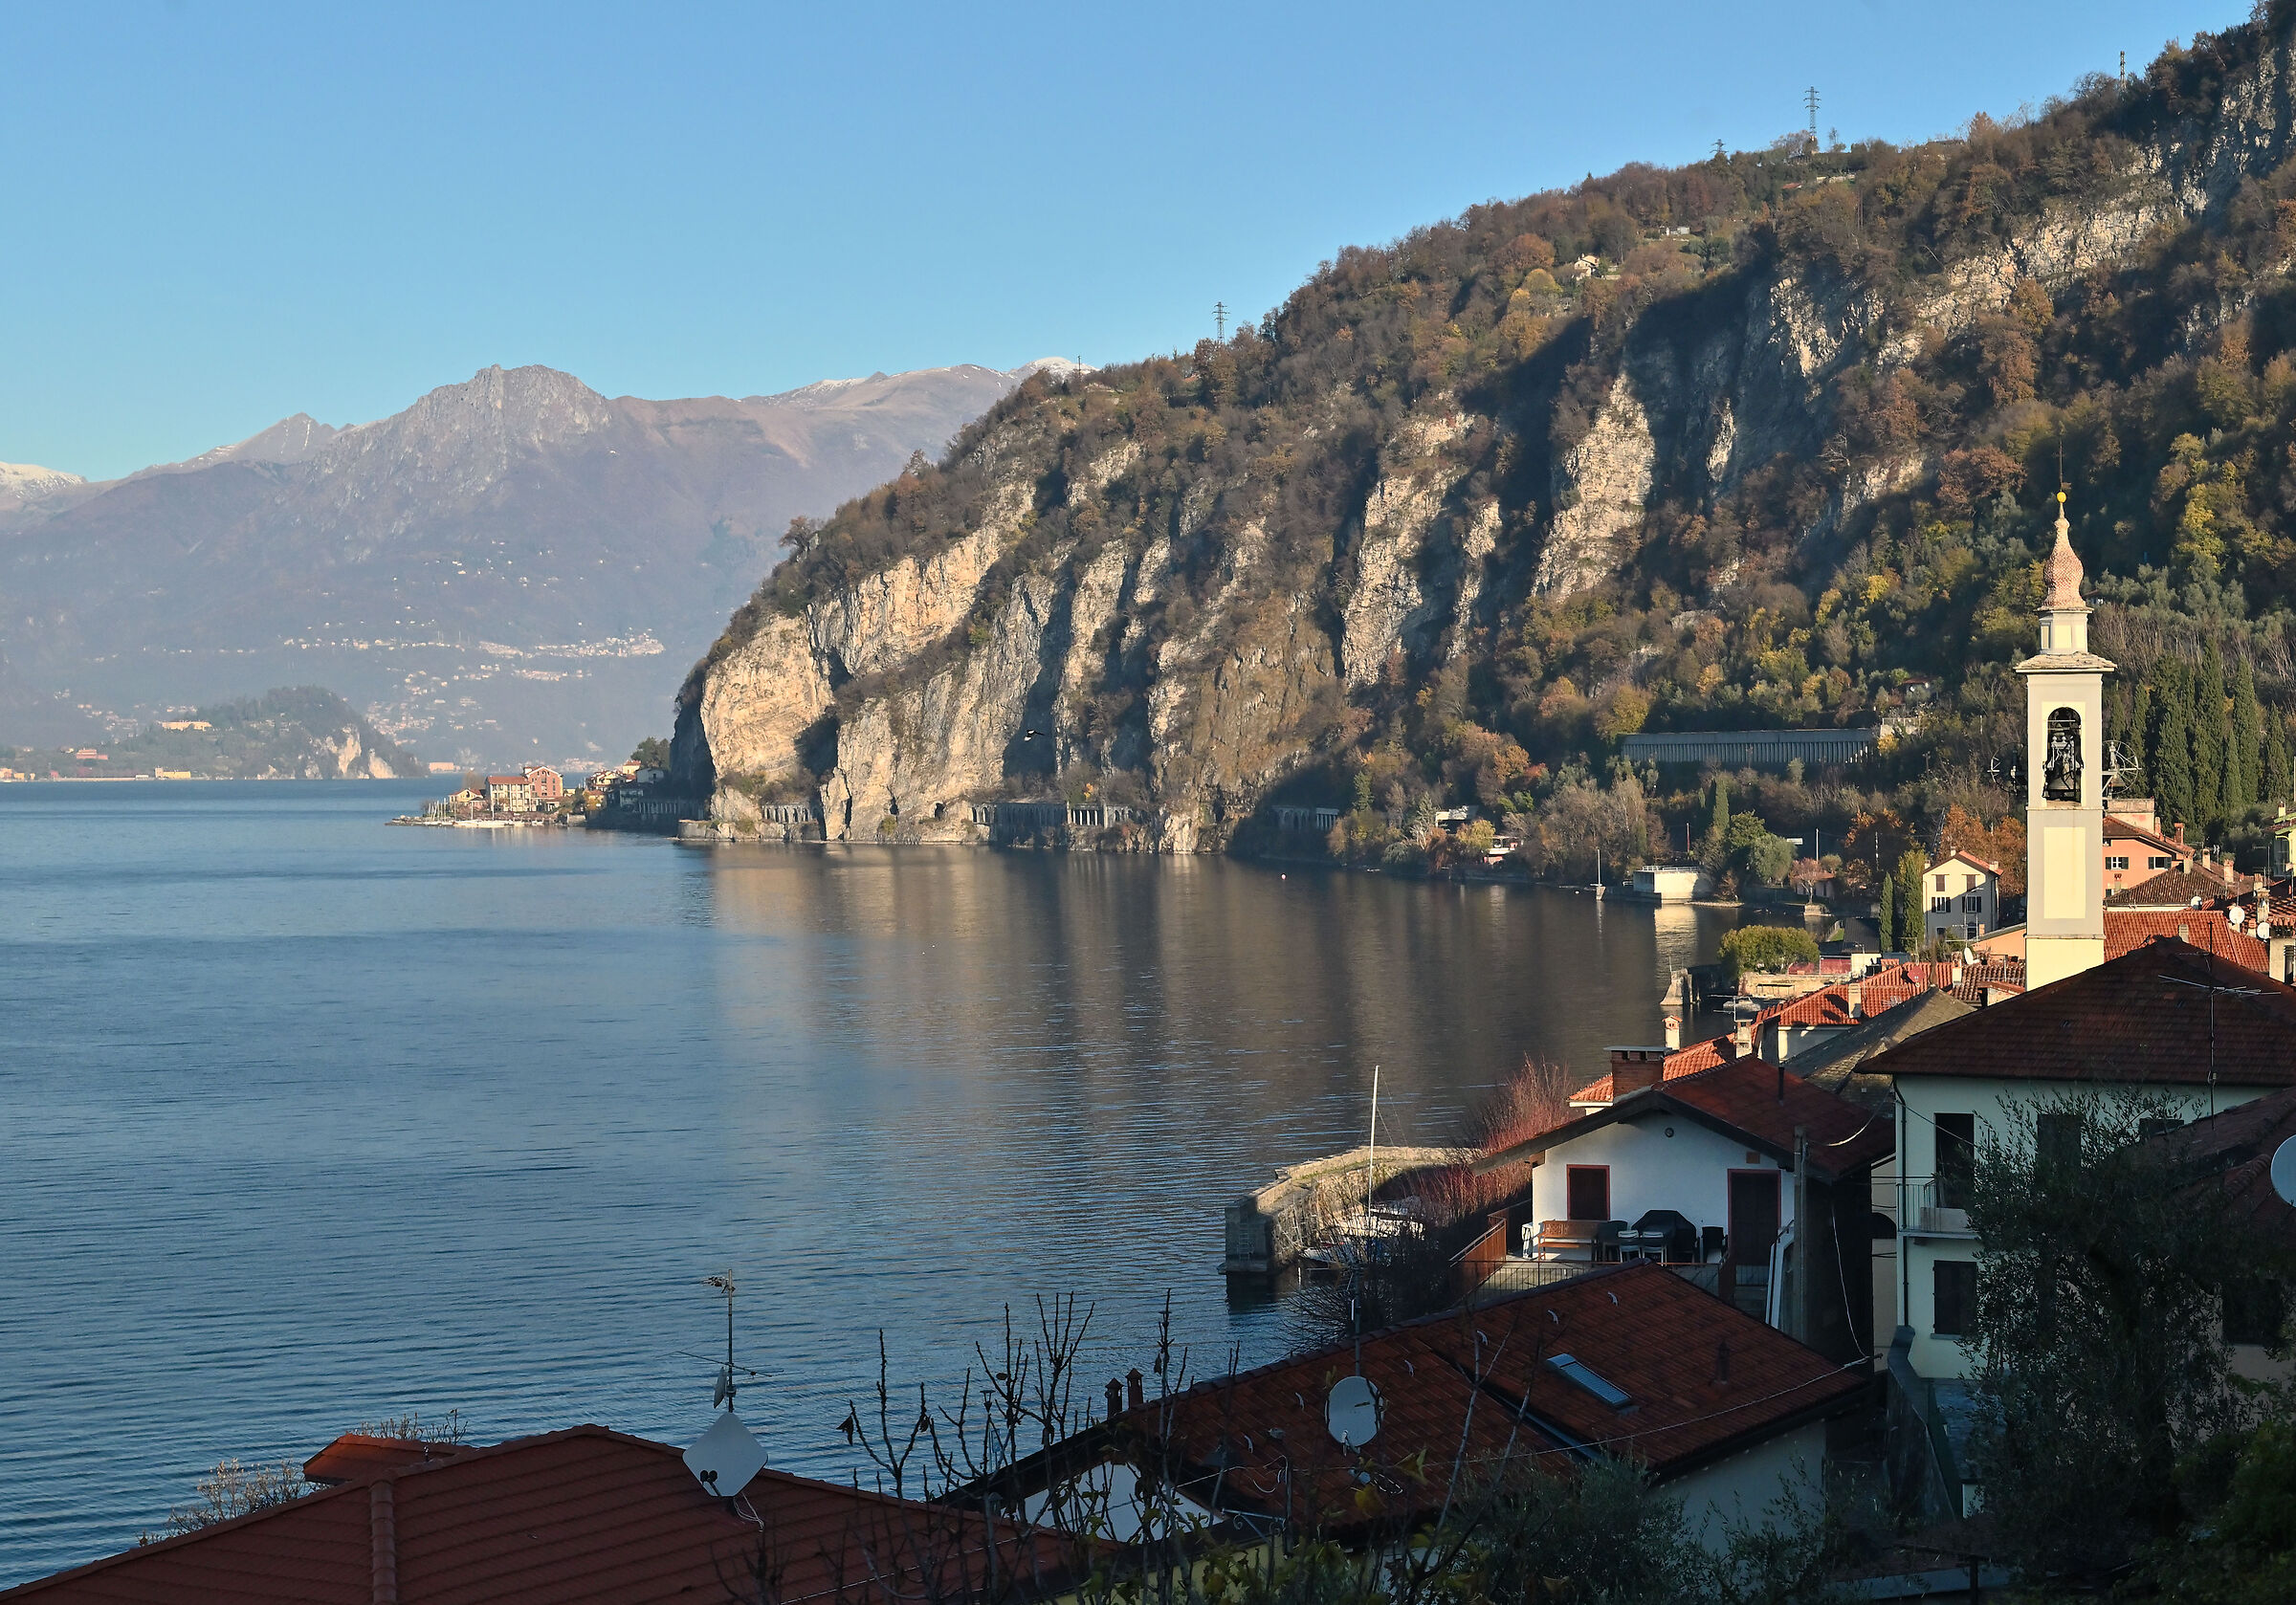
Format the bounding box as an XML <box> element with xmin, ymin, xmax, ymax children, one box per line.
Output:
<box><xmin>1964</xmin><ymin>1088</ymin><xmax>2296</xmax><ymax>1582</ymax></box>
<box><xmin>1877</xmin><ymin>871</ymin><xmax>1897</xmax><ymax>953</ymax></box>
<box><xmin>1717</xmin><ymin>923</ymin><xmax>1821</xmax><ymax>980</ymax></box>
<box><xmin>629</xmin><ymin>737</ymin><xmax>671</xmax><ymax>769</ymax></box>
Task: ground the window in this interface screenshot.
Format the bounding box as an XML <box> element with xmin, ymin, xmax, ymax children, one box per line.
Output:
<box><xmin>1932</xmin><ymin>895</ymin><xmax>1953</xmax><ymax>912</ymax></box>
<box><xmin>1565</xmin><ymin>1166</ymin><xmax>1610</xmax><ymax>1221</ymax></box>
<box><xmin>1934</xmin><ymin>1261</ymin><xmax>1978</xmax><ymax>1336</ymax></box>
<box><xmin>2138</xmin><ymin>1117</ymin><xmax>2184</xmax><ymax>1141</ymax></box>
<box><xmin>2150</xmin><ymin>855</ymin><xmax>2172</xmax><ymax>869</ymax></box>
<box><xmin>2106</xmin><ymin>856</ymin><xmax>2130</xmax><ymax>871</ymax></box>
<box><xmin>1935</xmin><ymin>874</ymin><xmax>1948</xmax><ymax>892</ymax></box>
<box><xmin>1936</xmin><ymin>1113</ymin><xmax>1976</xmax><ymax>1210</ymax></box>
<box><xmin>1546</xmin><ymin>1352</ymin><xmax>1633</xmax><ymax>1408</ymax></box>
<box><xmin>1963</xmin><ymin>874</ymin><xmax>1978</xmax><ymax>891</ymax></box>
<box><xmin>2037</xmin><ymin>1111</ymin><xmax>2083</xmax><ymax>1173</ymax></box>
<box><xmin>1961</xmin><ymin>894</ymin><xmax>1984</xmax><ymax>912</ymax></box>
<box><xmin>2224</xmin><ymin>1281</ymin><xmax>2287</xmax><ymax>1347</ymax></box>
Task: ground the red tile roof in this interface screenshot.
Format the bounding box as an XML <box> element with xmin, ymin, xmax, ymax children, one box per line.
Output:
<box><xmin>1490</xmin><ymin>1054</ymin><xmax>1890</xmax><ymax>1182</ymax></box>
<box><xmin>301</xmin><ymin>1434</ymin><xmax>473</xmax><ymax>1485</ymax></box>
<box><xmin>1105</xmin><ymin>1264</ymin><xmax>1866</xmax><ymax>1530</ymax></box>
<box><xmin>4</xmin><ymin>1425</ymin><xmax>1066</xmax><ymax>1605</ymax></box>
<box><xmin>2107</xmin><ymin>868</ymin><xmax>2256</xmax><ymax>909</ymax></box>
<box><xmin>1567</xmin><ymin>1034</ymin><xmax>1737</xmax><ymax>1105</ymax></box>
<box><xmin>1859</xmin><ymin>938</ymin><xmax>2296</xmax><ymax>1088</ymax></box>
<box><xmin>2140</xmin><ymin>1084</ymin><xmax>2296</xmax><ymax>1247</ymax></box>
<box><xmin>2104</xmin><ymin>910</ymin><xmax>2269</xmax><ymax>973</ymax></box>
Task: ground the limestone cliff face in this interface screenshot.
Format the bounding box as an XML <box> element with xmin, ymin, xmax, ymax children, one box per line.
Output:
<box><xmin>672</xmin><ymin>14</ymin><xmax>2296</xmax><ymax>848</ymax></box>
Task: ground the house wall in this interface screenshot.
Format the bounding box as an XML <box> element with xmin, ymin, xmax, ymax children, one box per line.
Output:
<box><xmin>1528</xmin><ymin>1111</ymin><xmax>1791</xmax><ymax>1243</ymax></box>
<box><xmin>1895</xmin><ymin>1074</ymin><xmax>2280</xmax><ymax>1379</ymax></box>
<box><xmin>1665</xmin><ymin>1421</ymin><xmax>1827</xmax><ymax>1550</ymax></box>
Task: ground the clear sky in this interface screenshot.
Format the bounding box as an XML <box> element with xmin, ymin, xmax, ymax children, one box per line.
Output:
<box><xmin>3</xmin><ymin>0</ymin><xmax>2247</xmax><ymax>481</ymax></box>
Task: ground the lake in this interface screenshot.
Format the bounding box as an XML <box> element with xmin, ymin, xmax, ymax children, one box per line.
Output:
<box><xmin>0</xmin><ymin>781</ymin><xmax>1739</xmax><ymax>1584</ymax></box>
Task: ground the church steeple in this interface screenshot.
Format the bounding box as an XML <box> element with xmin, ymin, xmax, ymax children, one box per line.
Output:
<box><xmin>2018</xmin><ymin>489</ymin><xmax>2114</xmax><ymax>989</ymax></box>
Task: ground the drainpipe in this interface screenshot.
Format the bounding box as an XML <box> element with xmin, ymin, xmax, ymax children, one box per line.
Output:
<box><xmin>1792</xmin><ymin>1126</ymin><xmax>1810</xmax><ymax>1344</ymax></box>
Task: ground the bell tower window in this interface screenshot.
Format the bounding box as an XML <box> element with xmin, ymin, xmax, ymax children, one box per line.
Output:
<box><xmin>2043</xmin><ymin>707</ymin><xmax>2083</xmax><ymax>802</ymax></box>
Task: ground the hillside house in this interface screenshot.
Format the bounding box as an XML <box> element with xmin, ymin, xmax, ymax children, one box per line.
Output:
<box><xmin>1474</xmin><ymin>1045</ymin><xmax>1889</xmax><ymax>1364</ymax></box>
<box><xmin>960</xmin><ymin>1264</ymin><xmax>1870</xmax><ymax>1554</ymax></box>
<box><xmin>1920</xmin><ymin>850</ymin><xmax>1999</xmax><ymax>945</ymax></box>
<box><xmin>2102</xmin><ymin>802</ymin><xmax>2192</xmax><ymax>892</ymax></box>
<box><xmin>484</xmin><ymin>774</ymin><xmax>535</xmax><ymax>811</ymax></box>
<box><xmin>522</xmin><ymin>764</ymin><xmax>564</xmax><ymax>801</ymax></box>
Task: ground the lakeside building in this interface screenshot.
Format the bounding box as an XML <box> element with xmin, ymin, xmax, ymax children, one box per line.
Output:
<box><xmin>1472</xmin><ymin>1046</ymin><xmax>1888</xmax><ymax>1364</ymax></box>
<box><xmin>483</xmin><ymin>775</ymin><xmax>535</xmax><ymax>812</ymax></box>
<box><xmin>521</xmin><ymin>764</ymin><xmax>563</xmax><ymax>801</ymax></box>
<box><xmin>1</xmin><ymin>1425</ymin><xmax>1068</xmax><ymax>1605</ymax></box>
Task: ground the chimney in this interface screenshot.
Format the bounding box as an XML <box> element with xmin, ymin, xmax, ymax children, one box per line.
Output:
<box><xmin>1734</xmin><ymin>1017</ymin><xmax>1755</xmax><ymax>1055</ymax></box>
<box><xmin>1608</xmin><ymin>1048</ymin><xmax>1663</xmax><ymax>1098</ymax></box>
<box><xmin>1663</xmin><ymin>1014</ymin><xmax>1682</xmax><ymax>1049</ymax></box>
<box><xmin>371</xmin><ymin>1481</ymin><xmax>398</xmax><ymax>1605</ymax></box>
<box><xmin>2174</xmin><ymin>822</ymin><xmax>2187</xmax><ymax>846</ymax></box>
<box><xmin>1106</xmin><ymin>1377</ymin><xmax>1124</xmax><ymax>1420</ymax></box>
<box><xmin>1126</xmin><ymin>1368</ymin><xmax>1145</xmax><ymax>1411</ymax></box>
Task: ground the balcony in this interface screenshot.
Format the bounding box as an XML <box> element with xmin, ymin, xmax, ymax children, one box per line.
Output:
<box><xmin>1908</xmin><ymin>1177</ymin><xmax>1974</xmax><ymax>1237</ymax></box>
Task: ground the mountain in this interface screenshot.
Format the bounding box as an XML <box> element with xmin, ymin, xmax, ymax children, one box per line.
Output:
<box><xmin>0</xmin><ymin>362</ymin><xmax>1059</xmax><ymax>762</ymax></box>
<box><xmin>673</xmin><ymin>15</ymin><xmax>2296</xmax><ymax>852</ymax></box>
<box><xmin>4</xmin><ymin>686</ymin><xmax>425</xmax><ymax>780</ymax></box>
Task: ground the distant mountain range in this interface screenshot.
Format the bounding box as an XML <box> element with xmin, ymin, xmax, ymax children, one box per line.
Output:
<box><xmin>0</xmin><ymin>360</ymin><xmax>1082</xmax><ymax>759</ymax></box>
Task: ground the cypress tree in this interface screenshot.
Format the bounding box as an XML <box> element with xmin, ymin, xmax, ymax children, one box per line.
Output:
<box><xmin>2194</xmin><ymin>641</ymin><xmax>2229</xmax><ymax>838</ymax></box>
<box><xmin>2151</xmin><ymin>658</ymin><xmax>2196</xmax><ymax>833</ymax></box>
<box><xmin>1896</xmin><ymin>846</ymin><xmax>1930</xmax><ymax>954</ymax></box>
<box><xmin>2267</xmin><ymin>711</ymin><xmax>2294</xmax><ymax>806</ymax></box>
<box><xmin>1878</xmin><ymin>868</ymin><xmax>1897</xmax><ymax>954</ymax></box>
<box><xmin>1710</xmin><ymin>775</ymin><xmax>1731</xmax><ymax>842</ymax></box>
<box><xmin>2231</xmin><ymin>653</ymin><xmax>2264</xmax><ymax>811</ymax></box>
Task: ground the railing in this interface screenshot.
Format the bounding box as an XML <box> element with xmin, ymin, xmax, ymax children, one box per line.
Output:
<box><xmin>1908</xmin><ymin>1177</ymin><xmax>1973</xmax><ymax>1236</ymax></box>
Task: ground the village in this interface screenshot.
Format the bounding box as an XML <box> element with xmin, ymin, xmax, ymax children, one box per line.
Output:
<box><xmin>16</xmin><ymin>506</ymin><xmax>2296</xmax><ymax>1603</ymax></box>
<box><xmin>395</xmin><ymin>759</ymin><xmax>668</xmax><ymax>828</ymax></box>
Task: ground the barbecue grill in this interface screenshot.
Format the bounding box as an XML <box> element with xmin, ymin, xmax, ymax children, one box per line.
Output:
<box><xmin>1617</xmin><ymin>1209</ymin><xmax>1701</xmax><ymax>1264</ymax></box>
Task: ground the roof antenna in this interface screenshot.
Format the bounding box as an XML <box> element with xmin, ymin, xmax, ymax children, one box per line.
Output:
<box><xmin>683</xmin><ymin>1271</ymin><xmax>767</xmax><ymax>1500</ymax></box>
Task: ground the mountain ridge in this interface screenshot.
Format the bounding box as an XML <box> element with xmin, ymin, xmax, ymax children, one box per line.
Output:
<box><xmin>0</xmin><ymin>359</ymin><xmax>1070</xmax><ymax>762</ymax></box>
<box><xmin>671</xmin><ymin>11</ymin><xmax>2296</xmax><ymax>857</ymax></box>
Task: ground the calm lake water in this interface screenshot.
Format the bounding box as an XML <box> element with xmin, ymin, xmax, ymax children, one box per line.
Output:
<box><xmin>0</xmin><ymin>781</ymin><xmax>1738</xmax><ymax>1584</ymax></box>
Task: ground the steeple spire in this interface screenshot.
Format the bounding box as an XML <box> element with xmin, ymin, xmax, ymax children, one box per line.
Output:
<box><xmin>2042</xmin><ymin>488</ymin><xmax>2086</xmax><ymax>613</ymax></box>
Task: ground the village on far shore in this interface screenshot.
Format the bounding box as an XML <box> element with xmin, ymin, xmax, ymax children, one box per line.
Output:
<box><xmin>390</xmin><ymin>758</ymin><xmax>666</xmax><ymax>829</ymax></box>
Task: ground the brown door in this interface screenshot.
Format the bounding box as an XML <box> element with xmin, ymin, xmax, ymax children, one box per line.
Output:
<box><xmin>1727</xmin><ymin>1171</ymin><xmax>1781</xmax><ymax>1318</ymax></box>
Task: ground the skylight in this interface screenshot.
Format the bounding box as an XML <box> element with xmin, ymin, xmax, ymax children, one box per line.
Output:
<box><xmin>1546</xmin><ymin>1352</ymin><xmax>1632</xmax><ymax>1409</ymax></box>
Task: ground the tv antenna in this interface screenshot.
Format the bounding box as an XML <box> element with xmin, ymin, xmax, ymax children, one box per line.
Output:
<box><xmin>683</xmin><ymin>1271</ymin><xmax>767</xmax><ymax>1497</ymax></box>
<box><xmin>1213</xmin><ymin>300</ymin><xmax>1227</xmax><ymax>341</ymax></box>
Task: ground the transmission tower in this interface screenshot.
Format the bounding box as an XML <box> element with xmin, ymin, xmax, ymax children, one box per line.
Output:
<box><xmin>1213</xmin><ymin>300</ymin><xmax>1227</xmax><ymax>341</ymax></box>
<box><xmin>1804</xmin><ymin>86</ymin><xmax>1821</xmax><ymax>151</ymax></box>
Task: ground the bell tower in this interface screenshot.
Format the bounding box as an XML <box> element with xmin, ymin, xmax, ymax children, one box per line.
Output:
<box><xmin>2019</xmin><ymin>490</ymin><xmax>2113</xmax><ymax>988</ymax></box>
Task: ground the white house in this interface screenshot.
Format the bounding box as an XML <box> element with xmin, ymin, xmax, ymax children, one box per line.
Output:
<box><xmin>1473</xmin><ymin>1044</ymin><xmax>1890</xmax><ymax>1366</ymax></box>
<box><xmin>1920</xmin><ymin>849</ymin><xmax>2000</xmax><ymax>946</ymax></box>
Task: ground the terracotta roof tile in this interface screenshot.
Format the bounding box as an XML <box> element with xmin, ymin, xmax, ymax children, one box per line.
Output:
<box><xmin>1859</xmin><ymin>938</ymin><xmax>2296</xmax><ymax>1088</ymax></box>
<box><xmin>1118</xmin><ymin>1264</ymin><xmax>1866</xmax><ymax>1530</ymax></box>
<box><xmin>2139</xmin><ymin>1084</ymin><xmax>2296</xmax><ymax>1246</ymax></box>
<box><xmin>5</xmin><ymin>1426</ymin><xmax>1066</xmax><ymax>1604</ymax></box>
<box><xmin>2108</xmin><ymin>868</ymin><xmax>2253</xmax><ymax>909</ymax></box>
<box><xmin>1495</xmin><ymin>1055</ymin><xmax>1889</xmax><ymax>1181</ymax></box>
<box><xmin>301</xmin><ymin>1434</ymin><xmax>474</xmax><ymax>1485</ymax></box>
<box><xmin>2105</xmin><ymin>910</ymin><xmax>2268</xmax><ymax>972</ymax></box>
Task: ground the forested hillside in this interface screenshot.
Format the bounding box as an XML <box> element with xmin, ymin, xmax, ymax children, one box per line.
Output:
<box><xmin>676</xmin><ymin>8</ymin><xmax>2296</xmax><ymax>873</ymax></box>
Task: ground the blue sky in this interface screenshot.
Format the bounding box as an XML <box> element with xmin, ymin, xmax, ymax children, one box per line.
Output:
<box><xmin>3</xmin><ymin>1</ymin><xmax>2247</xmax><ymax>480</ymax></box>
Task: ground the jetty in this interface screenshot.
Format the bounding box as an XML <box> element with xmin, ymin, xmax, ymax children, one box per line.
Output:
<box><xmin>1220</xmin><ymin>1144</ymin><xmax>1458</xmax><ymax>1275</ymax></box>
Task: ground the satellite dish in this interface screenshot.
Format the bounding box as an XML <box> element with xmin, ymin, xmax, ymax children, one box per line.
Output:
<box><xmin>684</xmin><ymin>1409</ymin><xmax>766</xmax><ymax>1497</ymax></box>
<box><xmin>1325</xmin><ymin>1374</ymin><xmax>1382</xmax><ymax>1448</ymax></box>
<box><xmin>2270</xmin><ymin>1134</ymin><xmax>2296</xmax><ymax>1208</ymax></box>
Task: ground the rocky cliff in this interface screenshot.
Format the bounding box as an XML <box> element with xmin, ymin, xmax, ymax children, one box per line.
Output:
<box><xmin>675</xmin><ymin>13</ymin><xmax>2296</xmax><ymax>847</ymax></box>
